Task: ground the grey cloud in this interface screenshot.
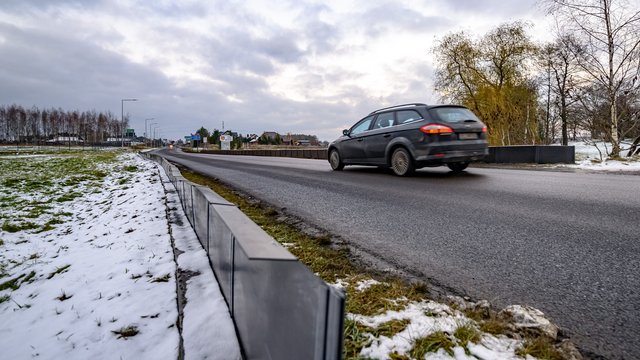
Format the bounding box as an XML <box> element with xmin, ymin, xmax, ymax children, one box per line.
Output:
<box><xmin>436</xmin><ymin>0</ymin><xmax>540</xmax><ymax>17</ymax></box>
<box><xmin>362</xmin><ymin>3</ymin><xmax>452</xmax><ymax>37</ymax></box>
<box><xmin>253</xmin><ymin>33</ymin><xmax>304</xmax><ymax>64</ymax></box>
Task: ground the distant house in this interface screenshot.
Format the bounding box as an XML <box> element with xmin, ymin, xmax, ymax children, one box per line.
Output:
<box><xmin>261</xmin><ymin>131</ymin><xmax>279</xmax><ymax>140</ymax></box>
<box><xmin>47</xmin><ymin>136</ymin><xmax>84</xmax><ymax>144</ymax></box>
<box><xmin>283</xmin><ymin>134</ymin><xmax>320</xmax><ymax>146</ymax></box>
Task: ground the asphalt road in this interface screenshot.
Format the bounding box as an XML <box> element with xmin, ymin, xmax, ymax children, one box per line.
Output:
<box><xmin>156</xmin><ymin>148</ymin><xmax>639</xmax><ymax>359</ymax></box>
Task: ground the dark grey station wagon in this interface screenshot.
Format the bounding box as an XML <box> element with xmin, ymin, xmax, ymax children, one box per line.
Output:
<box><xmin>328</xmin><ymin>103</ymin><xmax>488</xmax><ymax>176</ymax></box>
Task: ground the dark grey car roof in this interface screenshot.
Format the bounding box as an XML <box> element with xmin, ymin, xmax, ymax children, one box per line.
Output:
<box><xmin>368</xmin><ymin>103</ymin><xmax>466</xmax><ymax>115</ymax></box>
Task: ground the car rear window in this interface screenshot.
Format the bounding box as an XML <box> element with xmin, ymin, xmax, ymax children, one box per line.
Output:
<box><xmin>396</xmin><ymin>110</ymin><xmax>423</xmax><ymax>124</ymax></box>
<box><xmin>428</xmin><ymin>107</ymin><xmax>480</xmax><ymax>123</ymax></box>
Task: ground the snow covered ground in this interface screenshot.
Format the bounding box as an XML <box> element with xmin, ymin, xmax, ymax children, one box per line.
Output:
<box><xmin>567</xmin><ymin>140</ymin><xmax>640</xmax><ymax>172</ymax></box>
<box><xmin>0</xmin><ymin>151</ymin><xmax>240</xmax><ymax>359</ymax></box>
<box><xmin>333</xmin><ymin>279</ymin><xmax>538</xmax><ymax>360</ymax></box>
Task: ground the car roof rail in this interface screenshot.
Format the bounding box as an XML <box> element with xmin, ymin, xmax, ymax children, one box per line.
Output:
<box><xmin>369</xmin><ymin>103</ymin><xmax>428</xmax><ymax>114</ymax></box>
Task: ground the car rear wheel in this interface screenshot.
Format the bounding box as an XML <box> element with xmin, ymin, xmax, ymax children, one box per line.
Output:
<box><xmin>391</xmin><ymin>148</ymin><xmax>414</xmax><ymax>176</ymax></box>
<box><xmin>329</xmin><ymin>149</ymin><xmax>344</xmax><ymax>171</ymax></box>
<box><xmin>447</xmin><ymin>162</ymin><xmax>469</xmax><ymax>172</ymax></box>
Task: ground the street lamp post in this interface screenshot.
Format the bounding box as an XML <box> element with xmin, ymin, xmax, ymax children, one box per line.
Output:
<box><xmin>152</xmin><ymin>126</ymin><xmax>161</xmax><ymax>147</ymax></box>
<box><xmin>121</xmin><ymin>98</ymin><xmax>138</xmax><ymax>147</ymax></box>
<box><xmin>149</xmin><ymin>122</ymin><xmax>157</xmax><ymax>147</ymax></box>
<box><xmin>144</xmin><ymin>118</ymin><xmax>155</xmax><ymax>147</ymax></box>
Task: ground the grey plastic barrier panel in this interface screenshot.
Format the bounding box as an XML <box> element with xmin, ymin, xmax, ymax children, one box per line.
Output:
<box><xmin>184</xmin><ymin>183</ymin><xmax>195</xmax><ymax>225</ymax></box>
<box><xmin>325</xmin><ymin>287</ymin><xmax>346</xmax><ymax>359</ymax></box>
<box><xmin>191</xmin><ymin>187</ymin><xmax>210</xmax><ymax>249</ymax></box>
<box><xmin>177</xmin><ymin>178</ymin><xmax>187</xmax><ymax>214</ymax></box>
<box><xmin>233</xmin><ymin>244</ymin><xmax>330</xmax><ymax>360</ymax></box>
<box><xmin>191</xmin><ymin>185</ymin><xmax>234</xmax><ymax>253</ymax></box>
<box><xmin>196</xmin><ymin>185</ymin><xmax>234</xmax><ymax>206</ymax></box>
<box><xmin>207</xmin><ymin>204</ymin><xmax>237</xmax><ymax>309</ymax></box>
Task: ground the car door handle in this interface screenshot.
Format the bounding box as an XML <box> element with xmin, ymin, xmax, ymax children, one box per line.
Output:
<box><xmin>383</xmin><ymin>134</ymin><xmax>391</xmax><ymax>138</ymax></box>
<box><xmin>357</xmin><ymin>138</ymin><xmax>364</xmax><ymax>142</ymax></box>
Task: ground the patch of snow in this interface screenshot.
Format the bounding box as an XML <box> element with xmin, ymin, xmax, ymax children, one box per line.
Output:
<box><xmin>355</xmin><ymin>279</ymin><xmax>381</xmax><ymax>291</ymax></box>
<box><xmin>329</xmin><ymin>278</ymin><xmax>349</xmax><ymax>290</ymax></box>
<box><xmin>350</xmin><ymin>301</ymin><xmax>526</xmax><ymax>360</ymax></box>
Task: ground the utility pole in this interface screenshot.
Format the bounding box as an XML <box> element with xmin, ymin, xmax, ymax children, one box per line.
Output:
<box><xmin>121</xmin><ymin>98</ymin><xmax>138</xmax><ymax>147</ymax></box>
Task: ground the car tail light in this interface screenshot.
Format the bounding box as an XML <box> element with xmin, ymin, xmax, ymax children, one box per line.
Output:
<box><xmin>420</xmin><ymin>124</ymin><xmax>453</xmax><ymax>134</ymax></box>
<box><xmin>482</xmin><ymin>127</ymin><xmax>487</xmax><ymax>133</ymax></box>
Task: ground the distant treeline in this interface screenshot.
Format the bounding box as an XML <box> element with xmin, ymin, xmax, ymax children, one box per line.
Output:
<box><xmin>0</xmin><ymin>104</ymin><xmax>129</xmax><ymax>145</ymax></box>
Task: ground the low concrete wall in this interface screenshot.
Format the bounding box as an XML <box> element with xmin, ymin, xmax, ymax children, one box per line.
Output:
<box><xmin>197</xmin><ymin>148</ymin><xmax>329</xmax><ymax>160</ymax></box>
<box><xmin>190</xmin><ymin>145</ymin><xmax>575</xmax><ymax>164</ymax></box>
<box><xmin>486</xmin><ymin>146</ymin><xmax>575</xmax><ymax>164</ymax></box>
<box><xmin>142</xmin><ymin>152</ymin><xmax>345</xmax><ymax>360</ymax></box>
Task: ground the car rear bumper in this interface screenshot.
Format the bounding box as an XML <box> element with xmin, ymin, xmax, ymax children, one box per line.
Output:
<box><xmin>413</xmin><ymin>141</ymin><xmax>488</xmax><ymax>164</ymax></box>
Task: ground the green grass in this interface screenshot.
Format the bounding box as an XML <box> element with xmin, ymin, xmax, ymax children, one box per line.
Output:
<box><xmin>56</xmin><ymin>192</ymin><xmax>82</xmax><ymax>202</ymax></box>
<box><xmin>0</xmin><ymin>150</ymin><xmax>120</xmax><ymax>235</ymax></box>
<box><xmin>47</xmin><ymin>264</ymin><xmax>71</xmax><ymax>279</ymax></box>
<box><xmin>410</xmin><ymin>331</ymin><xmax>455</xmax><ymax>358</ymax></box>
<box><xmin>0</xmin><ymin>294</ymin><xmax>10</xmax><ymax>304</ymax></box>
<box><xmin>0</xmin><ymin>271</ymin><xmax>35</xmax><ymax>291</ymax></box>
<box><xmin>343</xmin><ymin>319</ymin><xmax>374</xmax><ymax>358</ymax></box>
<box><xmin>454</xmin><ymin>323</ymin><xmax>482</xmax><ymax>352</ymax></box>
<box><xmin>2</xmin><ymin>221</ymin><xmax>39</xmax><ymax>233</ymax></box>
<box><xmin>516</xmin><ymin>336</ymin><xmax>564</xmax><ymax>360</ymax></box>
<box><xmin>0</xmin><ymin>275</ymin><xmax>24</xmax><ymax>291</ymax></box>
<box><xmin>38</xmin><ymin>217</ymin><xmax>65</xmax><ymax>232</ymax></box>
<box><xmin>372</xmin><ymin>319</ymin><xmax>411</xmax><ymax>338</ymax></box>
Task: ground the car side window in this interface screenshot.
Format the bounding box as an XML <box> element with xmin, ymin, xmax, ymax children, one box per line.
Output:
<box><xmin>350</xmin><ymin>115</ymin><xmax>374</xmax><ymax>135</ymax></box>
<box><xmin>373</xmin><ymin>112</ymin><xmax>395</xmax><ymax>129</ymax></box>
<box><xmin>397</xmin><ymin>110</ymin><xmax>423</xmax><ymax>124</ymax></box>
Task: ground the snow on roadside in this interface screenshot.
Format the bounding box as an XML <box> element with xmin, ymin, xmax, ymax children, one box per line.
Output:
<box><xmin>0</xmin><ymin>151</ymin><xmax>240</xmax><ymax>359</ymax></box>
<box><xmin>158</xmin><ymin>160</ymin><xmax>241</xmax><ymax>359</ymax></box>
<box><xmin>558</xmin><ymin>141</ymin><xmax>640</xmax><ymax>172</ymax></box>
<box><xmin>332</xmin><ymin>277</ymin><xmax>533</xmax><ymax>360</ymax></box>
<box><xmin>347</xmin><ymin>300</ymin><xmax>527</xmax><ymax>360</ymax></box>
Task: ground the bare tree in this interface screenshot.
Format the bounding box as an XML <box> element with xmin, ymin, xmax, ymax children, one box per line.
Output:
<box><xmin>545</xmin><ymin>0</ymin><xmax>640</xmax><ymax>156</ymax></box>
<box><xmin>539</xmin><ymin>34</ymin><xmax>583</xmax><ymax>145</ymax></box>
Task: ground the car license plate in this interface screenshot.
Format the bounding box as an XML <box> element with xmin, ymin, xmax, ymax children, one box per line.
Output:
<box><xmin>459</xmin><ymin>133</ymin><xmax>478</xmax><ymax>140</ymax></box>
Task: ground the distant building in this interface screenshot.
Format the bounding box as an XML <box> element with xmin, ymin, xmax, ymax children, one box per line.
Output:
<box><xmin>47</xmin><ymin>136</ymin><xmax>84</xmax><ymax>144</ymax></box>
<box><xmin>261</xmin><ymin>131</ymin><xmax>279</xmax><ymax>140</ymax></box>
<box><xmin>283</xmin><ymin>134</ymin><xmax>320</xmax><ymax>146</ymax></box>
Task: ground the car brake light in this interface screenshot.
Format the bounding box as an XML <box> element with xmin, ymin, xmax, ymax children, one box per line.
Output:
<box><xmin>482</xmin><ymin>127</ymin><xmax>487</xmax><ymax>133</ymax></box>
<box><xmin>420</xmin><ymin>124</ymin><xmax>453</xmax><ymax>134</ymax></box>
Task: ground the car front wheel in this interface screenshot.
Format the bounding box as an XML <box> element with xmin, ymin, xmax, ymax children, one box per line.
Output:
<box><xmin>329</xmin><ymin>149</ymin><xmax>344</xmax><ymax>171</ymax></box>
<box><xmin>447</xmin><ymin>162</ymin><xmax>469</xmax><ymax>172</ymax></box>
<box><xmin>390</xmin><ymin>148</ymin><xmax>414</xmax><ymax>176</ymax></box>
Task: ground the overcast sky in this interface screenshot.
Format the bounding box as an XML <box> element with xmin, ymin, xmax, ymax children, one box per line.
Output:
<box><xmin>0</xmin><ymin>0</ymin><xmax>553</xmax><ymax>141</ymax></box>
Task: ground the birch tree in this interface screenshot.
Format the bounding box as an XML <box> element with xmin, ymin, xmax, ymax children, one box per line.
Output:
<box><xmin>545</xmin><ymin>0</ymin><xmax>640</xmax><ymax>156</ymax></box>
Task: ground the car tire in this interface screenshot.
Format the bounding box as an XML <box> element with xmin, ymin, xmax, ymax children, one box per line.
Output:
<box><xmin>329</xmin><ymin>149</ymin><xmax>344</xmax><ymax>171</ymax></box>
<box><xmin>390</xmin><ymin>148</ymin><xmax>414</xmax><ymax>176</ymax></box>
<box><xmin>447</xmin><ymin>162</ymin><xmax>469</xmax><ymax>172</ymax></box>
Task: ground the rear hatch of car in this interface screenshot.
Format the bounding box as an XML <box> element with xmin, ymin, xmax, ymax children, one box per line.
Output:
<box><xmin>426</xmin><ymin>105</ymin><xmax>486</xmax><ymax>140</ymax></box>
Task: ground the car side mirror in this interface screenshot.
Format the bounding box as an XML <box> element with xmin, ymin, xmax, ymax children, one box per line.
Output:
<box><xmin>342</xmin><ymin>129</ymin><xmax>350</xmax><ymax>136</ymax></box>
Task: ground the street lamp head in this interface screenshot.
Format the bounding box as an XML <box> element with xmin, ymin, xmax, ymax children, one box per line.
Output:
<box><xmin>122</xmin><ymin>98</ymin><xmax>138</xmax><ymax>102</ymax></box>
